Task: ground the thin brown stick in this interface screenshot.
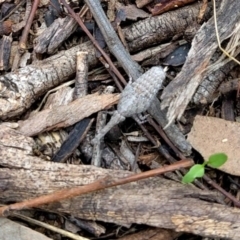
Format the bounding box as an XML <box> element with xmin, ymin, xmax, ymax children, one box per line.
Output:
<box><xmin>19</xmin><ymin>0</ymin><xmax>40</xmax><ymax>51</ymax></box>
<box><xmin>0</xmin><ymin>159</ymin><xmax>194</xmax><ymax>216</ymax></box>
<box><xmin>203</xmin><ymin>175</ymin><xmax>240</xmax><ymax>208</ymax></box>
<box><xmin>60</xmin><ymin>0</ymin><xmax>127</xmax><ymax>87</ymax></box>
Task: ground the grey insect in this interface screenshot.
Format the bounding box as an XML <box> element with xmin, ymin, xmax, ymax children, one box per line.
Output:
<box><xmin>92</xmin><ymin>66</ymin><xmax>166</xmax><ymax>144</ymax></box>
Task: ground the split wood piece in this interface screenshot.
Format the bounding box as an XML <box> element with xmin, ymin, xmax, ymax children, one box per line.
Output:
<box><xmin>1</xmin><ymin>126</ymin><xmax>240</xmax><ymax>239</ymax></box>
<box><xmin>0</xmin><ymin>41</ymin><xmax>97</xmax><ymax>120</ymax></box>
<box><xmin>148</xmin><ymin>0</ymin><xmax>196</xmax><ymax>16</ymax></box>
<box><xmin>161</xmin><ymin>0</ymin><xmax>240</xmax><ymax>125</ymax></box>
<box><xmin>51</xmin><ymin>118</ymin><xmax>93</xmax><ymax>162</ymax></box>
<box><xmin>34</xmin><ymin>86</ymin><xmax>74</xmax><ymax>159</ymax></box>
<box><xmin>122</xmin><ymin>2</ymin><xmax>212</xmax><ymax>52</ymax></box>
<box><xmin>193</xmin><ymin>55</ymin><xmax>239</xmax><ymax>104</ymax></box>
<box><xmin>17</xmin><ymin>93</ymin><xmax>120</xmax><ymax>136</ymax></box>
<box><xmin>34</xmin><ymin>15</ymin><xmax>78</xmax><ymax>54</ymax></box>
<box><xmin>0</xmin><ymin>35</ymin><xmax>12</xmax><ymax>71</ymax></box>
<box><xmin>221</xmin><ymin>97</ymin><xmax>235</xmax><ymax>122</ymax></box>
<box><xmin>84</xmin><ymin>0</ymin><xmax>192</xmax><ymax>155</ymax></box>
<box><xmin>73</xmin><ymin>51</ymin><xmax>88</xmax><ymax>99</ymax></box>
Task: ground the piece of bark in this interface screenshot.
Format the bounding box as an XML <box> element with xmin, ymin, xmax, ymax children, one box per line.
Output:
<box><xmin>1</xmin><ymin>125</ymin><xmax>240</xmax><ymax>239</ymax></box>
<box><xmin>0</xmin><ymin>41</ymin><xmax>97</xmax><ymax>120</ymax></box>
<box><xmin>122</xmin><ymin>2</ymin><xmax>211</xmax><ymax>52</ymax></box>
<box><xmin>51</xmin><ymin>118</ymin><xmax>93</xmax><ymax>162</ymax></box>
<box><xmin>193</xmin><ymin>57</ymin><xmax>239</xmax><ymax>104</ymax></box>
<box><xmin>148</xmin><ymin>0</ymin><xmax>196</xmax><ymax>16</ymax></box>
<box><xmin>221</xmin><ymin>97</ymin><xmax>235</xmax><ymax>122</ymax></box>
<box><xmin>17</xmin><ymin>93</ymin><xmax>120</xmax><ymax>136</ymax></box>
<box><xmin>73</xmin><ymin>51</ymin><xmax>89</xmax><ymax>99</ymax></box>
<box><xmin>34</xmin><ymin>15</ymin><xmax>78</xmax><ymax>54</ymax></box>
<box><xmin>0</xmin><ymin>34</ymin><xmax>12</xmax><ymax>70</ymax></box>
<box><xmin>161</xmin><ymin>0</ymin><xmax>240</xmax><ymax>124</ymax></box>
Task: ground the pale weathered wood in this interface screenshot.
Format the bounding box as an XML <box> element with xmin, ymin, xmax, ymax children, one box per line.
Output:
<box><xmin>0</xmin><ymin>41</ymin><xmax>97</xmax><ymax>120</ymax></box>
<box><xmin>17</xmin><ymin>93</ymin><xmax>120</xmax><ymax>136</ymax></box>
<box><xmin>161</xmin><ymin>0</ymin><xmax>240</xmax><ymax>124</ymax></box>
<box><xmin>0</xmin><ymin>125</ymin><xmax>240</xmax><ymax>239</ymax></box>
<box><xmin>122</xmin><ymin>2</ymin><xmax>211</xmax><ymax>52</ymax></box>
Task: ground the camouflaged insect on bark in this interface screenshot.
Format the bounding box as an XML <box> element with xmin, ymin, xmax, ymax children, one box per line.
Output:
<box><xmin>92</xmin><ymin>66</ymin><xmax>166</xmax><ymax>144</ymax></box>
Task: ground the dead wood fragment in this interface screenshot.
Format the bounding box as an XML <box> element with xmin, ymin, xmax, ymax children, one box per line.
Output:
<box><xmin>148</xmin><ymin>0</ymin><xmax>196</xmax><ymax>16</ymax></box>
<box><xmin>0</xmin><ymin>34</ymin><xmax>12</xmax><ymax>70</ymax></box>
<box><xmin>221</xmin><ymin>97</ymin><xmax>235</xmax><ymax>122</ymax></box>
<box><xmin>0</xmin><ymin>41</ymin><xmax>97</xmax><ymax>119</ymax></box>
<box><xmin>193</xmin><ymin>56</ymin><xmax>239</xmax><ymax>104</ymax></box>
<box><xmin>1</xmin><ymin>125</ymin><xmax>240</xmax><ymax>239</ymax></box>
<box><xmin>122</xmin><ymin>2</ymin><xmax>211</xmax><ymax>52</ymax></box>
<box><xmin>197</xmin><ymin>0</ymin><xmax>208</xmax><ymax>22</ymax></box>
<box><xmin>51</xmin><ymin>118</ymin><xmax>93</xmax><ymax>162</ymax></box>
<box><xmin>73</xmin><ymin>51</ymin><xmax>88</xmax><ymax>99</ymax></box>
<box><xmin>34</xmin><ymin>15</ymin><xmax>78</xmax><ymax>54</ymax></box>
<box><xmin>161</xmin><ymin>0</ymin><xmax>240</xmax><ymax>125</ymax></box>
<box><xmin>17</xmin><ymin>93</ymin><xmax>120</xmax><ymax>136</ymax></box>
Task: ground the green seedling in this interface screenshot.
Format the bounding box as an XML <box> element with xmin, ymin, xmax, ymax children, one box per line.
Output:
<box><xmin>182</xmin><ymin>153</ymin><xmax>228</xmax><ymax>184</ymax></box>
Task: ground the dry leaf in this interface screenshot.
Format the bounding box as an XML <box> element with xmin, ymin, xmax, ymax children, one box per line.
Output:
<box><xmin>188</xmin><ymin>115</ymin><xmax>240</xmax><ymax>176</ymax></box>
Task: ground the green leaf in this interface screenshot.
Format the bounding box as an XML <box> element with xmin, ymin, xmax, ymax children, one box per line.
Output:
<box><xmin>207</xmin><ymin>153</ymin><xmax>228</xmax><ymax>168</ymax></box>
<box><xmin>182</xmin><ymin>164</ymin><xmax>205</xmax><ymax>184</ymax></box>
